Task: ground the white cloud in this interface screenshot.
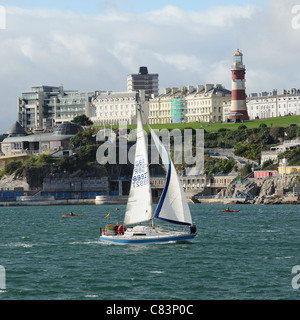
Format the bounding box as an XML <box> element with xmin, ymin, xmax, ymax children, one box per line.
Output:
<box><xmin>187</xmin><ymin>5</ymin><xmax>258</xmax><ymax>28</ymax></box>
<box><xmin>0</xmin><ymin>1</ymin><xmax>299</xmax><ymax>132</ymax></box>
<box><xmin>154</xmin><ymin>53</ymin><xmax>203</xmax><ymax>72</ymax></box>
<box><xmin>145</xmin><ymin>5</ymin><xmax>186</xmax><ymax>25</ymax></box>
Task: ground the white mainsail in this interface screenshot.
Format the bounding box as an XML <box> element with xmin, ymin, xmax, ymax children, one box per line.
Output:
<box><xmin>123</xmin><ymin>107</ymin><xmax>153</xmax><ymax>226</ymax></box>
<box><xmin>148</xmin><ymin>124</ymin><xmax>193</xmax><ymax>226</ymax></box>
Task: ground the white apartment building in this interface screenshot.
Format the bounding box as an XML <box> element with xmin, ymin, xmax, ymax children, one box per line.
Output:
<box><xmin>18</xmin><ymin>85</ymin><xmax>95</xmax><ymax>131</ymax></box>
<box><xmin>148</xmin><ymin>84</ymin><xmax>231</xmax><ymax>124</ymax></box>
<box><xmin>91</xmin><ymin>90</ymin><xmax>149</xmax><ymax>126</ymax></box>
<box><xmin>247</xmin><ymin>88</ymin><xmax>300</xmax><ymax>120</ymax></box>
<box><xmin>222</xmin><ymin>101</ymin><xmax>232</xmax><ymax>122</ymax></box>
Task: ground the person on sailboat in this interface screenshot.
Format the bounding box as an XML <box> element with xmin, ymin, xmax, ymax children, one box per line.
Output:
<box><xmin>114</xmin><ymin>222</ymin><xmax>119</xmax><ymax>235</ymax></box>
<box><xmin>118</xmin><ymin>224</ymin><xmax>124</xmax><ymax>235</ymax></box>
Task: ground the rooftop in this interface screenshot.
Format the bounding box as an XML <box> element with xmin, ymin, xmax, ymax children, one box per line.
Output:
<box><xmin>7</xmin><ymin>122</ymin><xmax>27</xmax><ymax>137</ymax></box>
<box><xmin>2</xmin><ymin>121</ymin><xmax>83</xmax><ymax>144</ymax></box>
<box><xmin>52</xmin><ymin>122</ymin><xmax>83</xmax><ymax>135</ymax></box>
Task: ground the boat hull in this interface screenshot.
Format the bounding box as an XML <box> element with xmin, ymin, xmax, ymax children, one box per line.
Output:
<box><xmin>99</xmin><ymin>226</ymin><xmax>196</xmax><ymax>245</ymax></box>
<box><xmin>100</xmin><ymin>233</ymin><xmax>196</xmax><ymax>244</ymax></box>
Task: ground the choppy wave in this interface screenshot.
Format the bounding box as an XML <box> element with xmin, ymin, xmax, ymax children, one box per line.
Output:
<box><xmin>1</xmin><ymin>204</ymin><xmax>300</xmax><ymax>300</ymax></box>
<box><xmin>3</xmin><ymin>242</ymin><xmax>33</xmax><ymax>248</ymax></box>
<box><xmin>67</xmin><ymin>241</ymin><xmax>101</xmax><ymax>245</ymax></box>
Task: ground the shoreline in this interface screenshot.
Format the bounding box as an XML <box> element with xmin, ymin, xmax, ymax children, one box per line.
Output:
<box><xmin>0</xmin><ymin>199</ymin><xmax>96</xmax><ymax>207</ymax></box>
<box><xmin>0</xmin><ymin>195</ymin><xmax>299</xmax><ymax>207</ymax></box>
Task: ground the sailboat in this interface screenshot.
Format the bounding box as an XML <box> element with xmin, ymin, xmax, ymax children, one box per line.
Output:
<box><xmin>99</xmin><ymin>106</ymin><xmax>197</xmax><ymax>244</ymax></box>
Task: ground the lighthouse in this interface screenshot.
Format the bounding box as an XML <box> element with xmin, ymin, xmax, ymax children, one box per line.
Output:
<box><xmin>228</xmin><ymin>49</ymin><xmax>249</xmax><ymax>121</ymax></box>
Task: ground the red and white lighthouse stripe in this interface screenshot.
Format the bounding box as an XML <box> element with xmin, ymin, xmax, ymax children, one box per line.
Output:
<box><xmin>229</xmin><ymin>49</ymin><xmax>249</xmax><ymax>121</ymax></box>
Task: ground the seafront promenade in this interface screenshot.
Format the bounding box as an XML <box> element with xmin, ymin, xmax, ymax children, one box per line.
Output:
<box><xmin>0</xmin><ymin>198</ymin><xmax>96</xmax><ymax>207</ymax></box>
<box><xmin>0</xmin><ymin>193</ymin><xmax>299</xmax><ymax>206</ymax></box>
<box><xmin>1</xmin><ymin>170</ymin><xmax>300</xmax><ymax>206</ymax></box>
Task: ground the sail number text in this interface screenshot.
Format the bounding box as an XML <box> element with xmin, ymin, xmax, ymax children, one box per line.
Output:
<box><xmin>132</xmin><ymin>159</ymin><xmax>149</xmax><ymax>188</ymax></box>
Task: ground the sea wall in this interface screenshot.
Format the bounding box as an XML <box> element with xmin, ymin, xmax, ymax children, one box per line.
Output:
<box><xmin>0</xmin><ymin>199</ymin><xmax>96</xmax><ymax>207</ymax></box>
<box><xmin>95</xmin><ymin>195</ymin><xmax>128</xmax><ymax>205</ymax></box>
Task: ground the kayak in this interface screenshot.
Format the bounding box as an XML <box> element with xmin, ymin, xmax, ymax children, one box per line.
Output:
<box><xmin>62</xmin><ymin>214</ymin><xmax>85</xmax><ymax>217</ymax></box>
<box><xmin>218</xmin><ymin>210</ymin><xmax>240</xmax><ymax>213</ymax></box>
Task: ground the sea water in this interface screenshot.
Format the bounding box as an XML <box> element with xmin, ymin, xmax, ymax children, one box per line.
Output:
<box><xmin>0</xmin><ymin>204</ymin><xmax>300</xmax><ymax>300</ymax></box>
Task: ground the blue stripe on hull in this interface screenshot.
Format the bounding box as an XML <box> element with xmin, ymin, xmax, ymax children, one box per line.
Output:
<box><xmin>100</xmin><ymin>234</ymin><xmax>196</xmax><ymax>244</ymax></box>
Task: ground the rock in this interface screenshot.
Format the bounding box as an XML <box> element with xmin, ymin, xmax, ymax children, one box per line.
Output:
<box><xmin>0</xmin><ymin>174</ymin><xmax>29</xmax><ymax>190</ymax></box>
<box><xmin>281</xmin><ymin>196</ymin><xmax>299</xmax><ymax>204</ymax></box>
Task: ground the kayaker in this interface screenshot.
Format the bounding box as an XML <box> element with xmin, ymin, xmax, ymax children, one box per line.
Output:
<box><xmin>70</xmin><ymin>211</ymin><xmax>74</xmax><ymax>216</ymax></box>
<box><xmin>226</xmin><ymin>208</ymin><xmax>230</xmax><ymax>212</ymax></box>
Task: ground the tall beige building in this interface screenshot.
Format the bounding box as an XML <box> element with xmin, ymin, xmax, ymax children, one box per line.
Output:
<box><xmin>185</xmin><ymin>84</ymin><xmax>231</xmax><ymax>123</ymax></box>
<box><xmin>148</xmin><ymin>87</ymin><xmax>190</xmax><ymax>124</ymax></box>
<box><xmin>148</xmin><ymin>84</ymin><xmax>231</xmax><ymax>124</ymax></box>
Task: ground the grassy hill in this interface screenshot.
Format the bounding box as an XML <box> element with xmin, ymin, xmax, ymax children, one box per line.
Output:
<box><xmin>2</xmin><ymin>116</ymin><xmax>300</xmax><ymax>184</ymax></box>
<box><xmin>93</xmin><ymin>115</ymin><xmax>300</xmax><ymax>163</ymax></box>
<box><xmin>99</xmin><ymin>115</ymin><xmax>300</xmax><ymax>132</ymax></box>
<box><xmin>165</xmin><ymin>115</ymin><xmax>298</xmax><ymax>132</ymax></box>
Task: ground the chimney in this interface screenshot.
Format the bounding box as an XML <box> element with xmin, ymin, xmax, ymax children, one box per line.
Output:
<box><xmin>188</xmin><ymin>86</ymin><xmax>195</xmax><ymax>94</ymax></box>
<box><xmin>197</xmin><ymin>85</ymin><xmax>204</xmax><ymax>93</ymax></box>
<box><xmin>205</xmin><ymin>84</ymin><xmax>214</xmax><ymax>93</ymax></box>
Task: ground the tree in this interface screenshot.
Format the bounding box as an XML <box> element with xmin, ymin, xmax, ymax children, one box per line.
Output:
<box><xmin>278</xmin><ymin>148</ymin><xmax>300</xmax><ymax>166</ymax></box>
<box><xmin>35</xmin><ymin>154</ymin><xmax>53</xmax><ymax>167</ymax></box>
<box><xmin>261</xmin><ymin>159</ymin><xmax>278</xmax><ymax>170</ymax></box>
<box><xmin>69</xmin><ymin>128</ymin><xmax>97</xmax><ymax>148</ymax></box>
<box><xmin>241</xmin><ymin>163</ymin><xmax>252</xmax><ymax>178</ymax></box>
<box><xmin>76</xmin><ymin>145</ymin><xmax>99</xmax><ymax>163</ymax></box>
<box><xmin>259</xmin><ymin>123</ymin><xmax>267</xmax><ymax>129</ymax></box>
<box><xmin>71</xmin><ymin>114</ymin><xmax>93</xmax><ymax>126</ymax></box>
<box><xmin>55</xmin><ymin>155</ymin><xmax>78</xmax><ymax>173</ymax></box>
<box><xmin>270</xmin><ymin>126</ymin><xmax>284</xmax><ymax>143</ymax></box>
<box><xmin>234</xmin><ymin>143</ymin><xmax>261</xmax><ymax>161</ymax></box>
<box><xmin>3</xmin><ymin>161</ymin><xmax>23</xmax><ymax>175</ymax></box>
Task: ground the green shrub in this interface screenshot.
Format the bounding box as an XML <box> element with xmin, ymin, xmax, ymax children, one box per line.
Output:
<box><xmin>4</xmin><ymin>161</ymin><xmax>23</xmax><ymax>175</ymax></box>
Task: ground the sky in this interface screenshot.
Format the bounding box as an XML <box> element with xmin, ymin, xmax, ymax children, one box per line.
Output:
<box><xmin>0</xmin><ymin>0</ymin><xmax>300</xmax><ymax>132</ymax></box>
